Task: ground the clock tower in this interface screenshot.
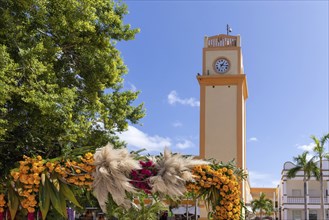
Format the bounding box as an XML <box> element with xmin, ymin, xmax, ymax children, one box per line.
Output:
<box><xmin>197</xmin><ymin>34</ymin><xmax>248</xmax><ymax>201</ymax></box>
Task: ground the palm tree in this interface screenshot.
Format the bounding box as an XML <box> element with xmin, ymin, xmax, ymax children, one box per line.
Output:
<box><xmin>251</xmin><ymin>192</ymin><xmax>274</xmax><ymax>219</ymax></box>
<box><xmin>287</xmin><ymin>151</ymin><xmax>320</xmax><ymax>220</ymax></box>
<box><xmin>312</xmin><ymin>133</ymin><xmax>329</xmax><ymax>220</ymax></box>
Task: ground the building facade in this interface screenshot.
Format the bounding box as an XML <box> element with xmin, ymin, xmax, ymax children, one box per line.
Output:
<box><xmin>278</xmin><ymin>160</ymin><xmax>329</xmax><ymax>220</ymax></box>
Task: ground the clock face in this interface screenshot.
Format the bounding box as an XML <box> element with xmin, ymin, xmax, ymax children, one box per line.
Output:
<box><xmin>214</xmin><ymin>58</ymin><xmax>230</xmax><ymax>73</ymax></box>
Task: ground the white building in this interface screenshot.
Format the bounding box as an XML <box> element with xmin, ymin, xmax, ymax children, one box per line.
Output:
<box><xmin>278</xmin><ymin>159</ymin><xmax>329</xmax><ymax>220</ymax></box>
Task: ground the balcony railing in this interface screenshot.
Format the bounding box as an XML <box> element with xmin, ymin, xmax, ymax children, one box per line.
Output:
<box><xmin>287</xmin><ymin>196</ymin><xmax>304</xmax><ymax>204</ymax></box>
<box><xmin>285</xmin><ymin>196</ymin><xmax>328</xmax><ymax>204</ymax></box>
<box><xmin>309</xmin><ymin>197</ymin><xmax>328</xmax><ymax>204</ymax></box>
<box><xmin>205</xmin><ymin>35</ymin><xmax>238</xmax><ymax>48</ymax></box>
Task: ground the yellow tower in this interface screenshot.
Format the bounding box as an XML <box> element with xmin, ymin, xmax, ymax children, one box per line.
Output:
<box><xmin>197</xmin><ymin>34</ymin><xmax>248</xmax><ymax>201</ymax></box>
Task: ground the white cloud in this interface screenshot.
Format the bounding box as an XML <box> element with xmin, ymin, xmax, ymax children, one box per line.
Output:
<box><xmin>248</xmin><ymin>137</ymin><xmax>258</xmax><ymax>142</ymax></box>
<box><xmin>176</xmin><ymin>139</ymin><xmax>194</xmax><ymax>149</ymax></box>
<box><xmin>172</xmin><ymin>121</ymin><xmax>183</xmax><ymax>127</ymax></box>
<box><xmin>248</xmin><ymin>171</ymin><xmax>279</xmax><ymax>187</ymax></box>
<box><xmin>168</xmin><ymin>90</ymin><xmax>200</xmax><ymax>107</ymax></box>
<box><xmin>118</xmin><ymin>125</ymin><xmax>171</xmax><ymax>152</ymax></box>
<box><xmin>297</xmin><ymin>142</ymin><xmax>315</xmax><ymax>152</ymax></box>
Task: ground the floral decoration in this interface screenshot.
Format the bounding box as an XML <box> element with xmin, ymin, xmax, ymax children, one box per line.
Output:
<box><xmin>0</xmin><ymin>193</ymin><xmax>6</xmax><ymax>213</ymax></box>
<box><xmin>149</xmin><ymin>147</ymin><xmax>209</xmax><ymax>198</ymax></box>
<box><xmin>7</xmin><ymin>152</ymin><xmax>95</xmax><ymax>219</ymax></box>
<box><xmin>1</xmin><ymin>145</ymin><xmax>245</xmax><ymax>220</ymax></box>
<box><xmin>59</xmin><ymin>152</ymin><xmax>95</xmax><ymax>188</ymax></box>
<box><xmin>187</xmin><ymin>164</ymin><xmax>242</xmax><ymax>220</ymax></box>
<box><xmin>11</xmin><ymin>155</ymin><xmax>44</xmax><ymax>214</ymax></box>
<box><xmin>93</xmin><ymin>144</ymin><xmax>141</xmax><ymax>211</ymax></box>
<box><xmin>130</xmin><ymin>160</ymin><xmax>157</xmax><ymax>194</ymax></box>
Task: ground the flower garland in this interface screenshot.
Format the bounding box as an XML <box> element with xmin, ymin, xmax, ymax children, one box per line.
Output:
<box><xmin>7</xmin><ymin>152</ymin><xmax>95</xmax><ymax>219</ymax></box>
<box><xmin>1</xmin><ymin>146</ymin><xmax>244</xmax><ymax>220</ymax></box>
<box><xmin>58</xmin><ymin>152</ymin><xmax>95</xmax><ymax>188</ymax></box>
<box><xmin>11</xmin><ymin>155</ymin><xmax>44</xmax><ymax>214</ymax></box>
<box><xmin>130</xmin><ymin>160</ymin><xmax>157</xmax><ymax>194</ymax></box>
<box><xmin>186</xmin><ymin>165</ymin><xmax>242</xmax><ymax>220</ymax></box>
<box><xmin>0</xmin><ymin>194</ymin><xmax>6</xmax><ymax>214</ymax></box>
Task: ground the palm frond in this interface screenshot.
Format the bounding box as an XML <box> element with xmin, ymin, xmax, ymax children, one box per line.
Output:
<box><xmin>287</xmin><ymin>166</ymin><xmax>302</xmax><ymax>178</ymax></box>
<box><xmin>320</xmin><ymin>133</ymin><xmax>329</xmax><ymax>147</ymax></box>
<box><xmin>313</xmin><ymin>133</ymin><xmax>329</xmax><ymax>159</ymax></box>
<box><xmin>288</xmin><ymin>151</ymin><xmax>320</xmax><ymax>181</ymax></box>
<box><xmin>251</xmin><ymin>192</ymin><xmax>274</xmax><ymax>216</ymax></box>
<box><xmin>93</xmin><ymin>144</ymin><xmax>141</xmax><ymax>211</ymax></box>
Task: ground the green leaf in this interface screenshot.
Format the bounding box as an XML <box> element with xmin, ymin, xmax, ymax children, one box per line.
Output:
<box><xmin>59</xmin><ymin>189</ymin><xmax>68</xmax><ymax>219</ymax></box>
<box><xmin>59</xmin><ymin>180</ymin><xmax>82</xmax><ymax>208</ymax></box>
<box><xmin>8</xmin><ymin>186</ymin><xmax>19</xmax><ymax>220</ymax></box>
<box><xmin>39</xmin><ymin>178</ymin><xmax>51</xmax><ymax>220</ymax></box>
<box><xmin>47</xmin><ymin>177</ymin><xmax>66</xmax><ymax>217</ymax></box>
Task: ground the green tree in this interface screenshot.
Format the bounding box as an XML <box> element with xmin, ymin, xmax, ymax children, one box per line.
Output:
<box><xmin>287</xmin><ymin>151</ymin><xmax>320</xmax><ymax>220</ymax></box>
<box><xmin>0</xmin><ymin>0</ymin><xmax>144</xmax><ymax>175</ymax></box>
<box><xmin>251</xmin><ymin>192</ymin><xmax>274</xmax><ymax>220</ymax></box>
<box><xmin>312</xmin><ymin>133</ymin><xmax>329</xmax><ymax>220</ymax></box>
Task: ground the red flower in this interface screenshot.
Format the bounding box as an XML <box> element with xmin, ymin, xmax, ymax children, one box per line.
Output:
<box><xmin>130</xmin><ymin>160</ymin><xmax>157</xmax><ymax>194</ymax></box>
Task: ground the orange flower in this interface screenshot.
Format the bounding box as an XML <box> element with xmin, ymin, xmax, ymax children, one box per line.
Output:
<box><xmin>187</xmin><ymin>165</ymin><xmax>242</xmax><ymax>220</ymax></box>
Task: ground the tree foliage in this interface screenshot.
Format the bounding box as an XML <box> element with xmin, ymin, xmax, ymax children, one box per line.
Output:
<box><xmin>287</xmin><ymin>151</ymin><xmax>320</xmax><ymax>181</ymax></box>
<box><xmin>251</xmin><ymin>192</ymin><xmax>273</xmax><ymax>219</ymax></box>
<box><xmin>311</xmin><ymin>133</ymin><xmax>329</xmax><ymax>220</ymax></box>
<box><xmin>0</xmin><ymin>0</ymin><xmax>144</xmax><ymax>175</ymax></box>
<box><xmin>287</xmin><ymin>151</ymin><xmax>320</xmax><ymax>220</ymax></box>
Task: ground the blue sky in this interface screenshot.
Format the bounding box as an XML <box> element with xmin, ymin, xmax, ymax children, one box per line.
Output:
<box><xmin>116</xmin><ymin>1</ymin><xmax>329</xmax><ymax>187</ymax></box>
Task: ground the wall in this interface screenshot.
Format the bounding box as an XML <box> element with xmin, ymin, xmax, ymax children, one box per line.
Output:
<box><xmin>204</xmin><ymin>85</ymin><xmax>237</xmax><ymax>162</ymax></box>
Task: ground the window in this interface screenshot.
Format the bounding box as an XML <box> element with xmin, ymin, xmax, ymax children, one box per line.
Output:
<box><xmin>292</xmin><ymin>189</ymin><xmax>302</xmax><ymax>196</ymax></box>
<box><xmin>309</xmin><ymin>210</ymin><xmax>317</xmax><ymax>220</ymax></box>
<box><xmin>292</xmin><ymin>210</ymin><xmax>301</xmax><ymax>220</ymax></box>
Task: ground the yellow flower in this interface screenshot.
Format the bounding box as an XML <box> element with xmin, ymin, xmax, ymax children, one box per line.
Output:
<box><xmin>27</xmin><ymin>176</ymin><xmax>35</xmax><ymax>185</ymax></box>
<box><xmin>85</xmin><ymin>174</ymin><xmax>91</xmax><ymax>179</ymax></box>
<box><xmin>20</xmin><ymin>174</ymin><xmax>29</xmax><ymax>183</ymax></box>
<box><xmin>55</xmin><ymin>166</ymin><xmax>62</xmax><ymax>173</ymax></box>
<box><xmin>11</xmin><ymin>171</ymin><xmax>20</xmax><ymax>181</ymax></box>
<box><xmin>21</xmin><ymin>199</ymin><xmax>29</xmax><ymax>208</ymax></box>
<box><xmin>226</xmin><ymin>203</ymin><xmax>233</xmax><ymax>211</ymax></box>
<box><xmin>84</xmin><ymin>152</ymin><xmax>93</xmax><ymax>160</ymax></box>
<box><xmin>204</xmin><ymin>183</ymin><xmax>211</xmax><ymax>188</ymax></box>
<box><xmin>27</xmin><ymin>195</ymin><xmax>35</xmax><ymax>201</ymax></box>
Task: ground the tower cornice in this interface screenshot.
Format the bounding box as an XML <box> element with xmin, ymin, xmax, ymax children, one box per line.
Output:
<box><xmin>197</xmin><ymin>74</ymin><xmax>248</xmax><ymax>99</ymax></box>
